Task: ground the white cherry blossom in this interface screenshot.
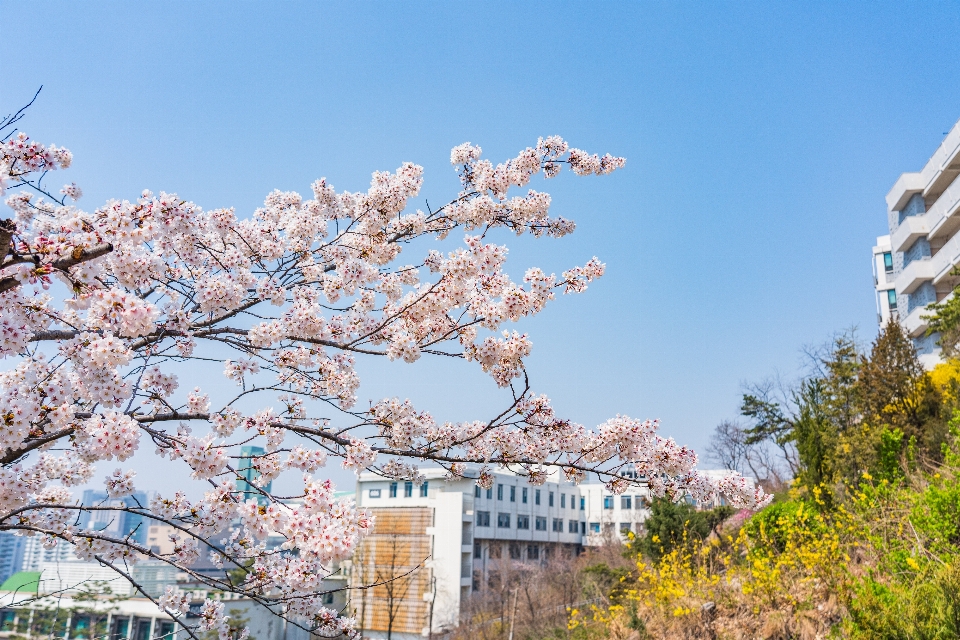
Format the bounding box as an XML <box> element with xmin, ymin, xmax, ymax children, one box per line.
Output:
<box><xmin>0</xmin><ymin>122</ymin><xmax>769</xmax><ymax>640</ymax></box>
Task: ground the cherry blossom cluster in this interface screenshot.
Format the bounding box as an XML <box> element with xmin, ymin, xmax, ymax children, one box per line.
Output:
<box><xmin>0</xmin><ymin>124</ymin><xmax>770</xmax><ymax>640</ymax></box>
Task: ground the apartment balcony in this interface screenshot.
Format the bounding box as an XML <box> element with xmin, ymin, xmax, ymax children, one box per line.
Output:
<box><xmin>903</xmin><ymin>304</ymin><xmax>931</xmax><ymax>338</ymax></box>
<box><xmin>895</xmin><ymin>258</ymin><xmax>935</xmax><ymax>294</ymax></box>
<box><xmin>927</xmin><ymin>174</ymin><xmax>960</xmax><ymax>242</ymax></box>
<box><xmin>891</xmin><ymin>215</ymin><xmax>930</xmax><ymax>253</ymax></box>
<box><xmin>887</xmin><ymin>172</ymin><xmax>925</xmax><ymax>213</ymax></box>
<box><xmin>931</xmin><ymin>225</ymin><xmax>960</xmax><ymax>287</ymax></box>
<box><xmin>888</xmin><ymin>117</ymin><xmax>960</xmax><ymax>211</ymax></box>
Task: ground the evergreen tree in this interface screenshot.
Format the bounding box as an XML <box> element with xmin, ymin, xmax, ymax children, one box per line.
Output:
<box><xmin>857</xmin><ymin>321</ymin><xmax>944</xmax><ymax>462</ymax></box>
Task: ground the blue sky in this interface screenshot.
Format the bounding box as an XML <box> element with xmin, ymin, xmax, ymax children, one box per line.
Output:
<box><xmin>7</xmin><ymin>2</ymin><xmax>960</xmax><ymax>490</ymax></box>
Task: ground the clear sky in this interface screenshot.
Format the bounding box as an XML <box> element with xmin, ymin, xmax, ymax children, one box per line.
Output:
<box><xmin>6</xmin><ymin>1</ymin><xmax>960</xmax><ymax>491</ymax></box>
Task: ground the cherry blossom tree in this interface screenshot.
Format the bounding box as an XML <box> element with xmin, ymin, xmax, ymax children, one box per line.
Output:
<box><xmin>0</xmin><ymin>94</ymin><xmax>769</xmax><ymax>639</ymax></box>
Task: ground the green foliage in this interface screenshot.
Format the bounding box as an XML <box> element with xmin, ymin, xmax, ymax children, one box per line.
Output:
<box><xmin>741</xmin><ymin>499</ymin><xmax>826</xmax><ymax>553</ymax></box>
<box><xmin>876</xmin><ymin>427</ymin><xmax>905</xmax><ymax>482</ymax></box>
<box><xmin>636</xmin><ymin>499</ymin><xmax>732</xmax><ymax>561</ymax></box>
<box><xmin>580</xmin><ymin>316</ymin><xmax>960</xmax><ymax>637</ymax></box>
<box><xmin>791</xmin><ymin>377</ymin><xmax>838</xmax><ymax>489</ymax></box>
<box><xmin>849</xmin><ymin>564</ymin><xmax>960</xmax><ymax>640</ymax></box>
<box><xmin>581</xmin><ymin>562</ymin><xmax>632</xmax><ymax>601</ymax></box>
<box><xmin>923</xmin><ymin>266</ymin><xmax>960</xmax><ymax>360</ymax></box>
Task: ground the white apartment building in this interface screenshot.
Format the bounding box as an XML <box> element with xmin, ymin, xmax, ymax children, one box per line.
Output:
<box><xmin>348</xmin><ymin>466</ymin><xmax>652</xmax><ymax>640</ymax></box>
<box><xmin>873</xmin><ymin>235</ymin><xmax>897</xmax><ymax>325</ymax></box>
<box><xmin>878</xmin><ymin>117</ymin><xmax>960</xmax><ymax>367</ymax></box>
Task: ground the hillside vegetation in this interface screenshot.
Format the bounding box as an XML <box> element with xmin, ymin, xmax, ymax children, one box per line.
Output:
<box><xmin>570</xmin><ymin>323</ymin><xmax>960</xmax><ymax>639</ymax></box>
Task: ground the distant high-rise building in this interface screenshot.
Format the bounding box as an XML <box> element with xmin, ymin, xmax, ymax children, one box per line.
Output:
<box><xmin>20</xmin><ymin>533</ymin><xmax>75</xmax><ymax>572</ymax></box>
<box><xmin>80</xmin><ymin>489</ymin><xmax>151</xmax><ymax>546</ymax></box>
<box><xmin>0</xmin><ymin>532</ymin><xmax>25</xmax><ymax>584</ymax></box>
<box><xmin>875</xmin><ymin>118</ymin><xmax>960</xmax><ymax>367</ymax></box>
<box><xmin>237</xmin><ymin>446</ymin><xmax>271</xmax><ymax>504</ymax></box>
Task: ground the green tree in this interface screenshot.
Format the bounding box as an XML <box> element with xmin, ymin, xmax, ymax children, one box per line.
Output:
<box><xmin>923</xmin><ymin>266</ymin><xmax>960</xmax><ymax>359</ymax></box>
<box><xmin>856</xmin><ymin>321</ymin><xmax>944</xmax><ymax>463</ymax></box>
<box><xmin>636</xmin><ymin>499</ymin><xmax>732</xmax><ymax>561</ymax></box>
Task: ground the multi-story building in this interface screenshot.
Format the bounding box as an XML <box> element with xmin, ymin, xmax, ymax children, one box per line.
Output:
<box><xmin>238</xmin><ymin>446</ymin><xmax>272</xmax><ymax>504</ymax></box>
<box><xmin>348</xmin><ymin>466</ymin><xmax>653</xmax><ymax>640</ymax></box>
<box><xmin>873</xmin><ymin>235</ymin><xmax>897</xmax><ymax>325</ymax></box>
<box><xmin>80</xmin><ymin>490</ymin><xmax>152</xmax><ymax>547</ymax></box>
<box><xmin>878</xmin><ymin>117</ymin><xmax>960</xmax><ymax>366</ymax></box>
<box><xmin>0</xmin><ymin>534</ymin><xmax>24</xmax><ymax>586</ymax></box>
<box><xmin>19</xmin><ymin>533</ymin><xmax>75</xmax><ymax>573</ymax></box>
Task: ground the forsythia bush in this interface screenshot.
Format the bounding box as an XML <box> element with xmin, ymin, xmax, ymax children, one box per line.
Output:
<box><xmin>571</xmin><ymin>415</ymin><xmax>960</xmax><ymax>639</ymax></box>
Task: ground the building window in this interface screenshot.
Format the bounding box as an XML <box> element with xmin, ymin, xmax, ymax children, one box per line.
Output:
<box><xmin>389</xmin><ymin>483</ymin><xmax>398</xmax><ymax>498</ymax></box>
<box><xmin>486</xmin><ymin>487</ymin><xmax>493</xmax><ymax>499</ymax></box>
<box><xmin>620</xmin><ymin>523</ymin><xmax>632</xmax><ymax>534</ymax></box>
<box><xmin>883</xmin><ymin>252</ymin><xmax>893</xmax><ymax>272</ymax></box>
<box><xmin>568</xmin><ymin>519</ymin><xmax>578</xmax><ymax>533</ymax></box>
<box><xmin>527</xmin><ymin>544</ymin><xmax>539</xmax><ymax>560</ymax></box>
<box><xmin>517</xmin><ymin>515</ymin><xmax>530</xmax><ymax>530</ymax></box>
<box><xmin>535</xmin><ymin>516</ymin><xmax>547</xmax><ymax>531</ymax></box>
<box><xmin>404</xmin><ymin>481</ymin><xmax>413</xmax><ymax>498</ymax></box>
<box><xmin>522</xmin><ymin>487</ymin><xmax>528</xmax><ymax>504</ymax></box>
<box><xmin>475</xmin><ymin>485</ymin><xmax>481</xmax><ymax>498</ymax></box>
<box><xmin>552</xmin><ymin>518</ymin><xmax>563</xmax><ymax>532</ymax></box>
<box><xmin>561</xmin><ymin>494</ymin><xmax>566</xmax><ymax>509</ymax></box>
<box><xmin>497</xmin><ymin>484</ymin><xmax>503</xmax><ymax>500</ymax></box>
<box><xmin>420</xmin><ymin>482</ymin><xmax>429</xmax><ymax>497</ymax></box>
<box><xmin>476</xmin><ymin>511</ymin><xmax>491</xmax><ymax>527</ymax></box>
<box><xmin>474</xmin><ymin>541</ymin><xmax>482</xmax><ymax>559</ymax></box>
<box><xmin>322</xmin><ymin>592</ymin><xmax>335</xmax><ymax>605</ymax></box>
<box><xmin>621</xmin><ymin>495</ymin><xmax>632</xmax><ymax>510</ymax></box>
<box><xmin>580</xmin><ymin>496</ymin><xmax>585</xmax><ymax>510</ymax></box>
<box><xmin>549</xmin><ymin>491</ymin><xmax>555</xmax><ymax>507</ymax></box>
<box><xmin>489</xmin><ymin>544</ymin><xmax>502</xmax><ymax>559</ymax></box>
<box><xmin>888</xmin><ymin>289</ymin><xmax>897</xmax><ymax>309</ymax></box>
<box><xmin>535</xmin><ymin>490</ymin><xmax>541</xmax><ymax>505</ymax></box>
<box><xmin>635</xmin><ymin>495</ymin><xmax>645</xmax><ymax>509</ymax></box>
<box><xmin>157</xmin><ymin>622</ymin><xmax>175</xmax><ymax>640</ymax></box>
<box><xmin>589</xmin><ymin>522</ymin><xmax>600</xmax><ymax>533</ymax></box>
<box><xmin>510</xmin><ymin>486</ymin><xmax>516</xmax><ymax>502</ymax></box>
<box><xmin>603</xmin><ymin>495</ymin><xmax>613</xmax><ymax>510</ymax></box>
<box><xmin>509</xmin><ymin>543</ymin><xmax>522</xmax><ymax>560</ymax></box>
<box><xmin>571</xmin><ymin>494</ymin><xmax>577</xmax><ymax>509</ymax></box>
<box><xmin>369</xmin><ymin>489</ymin><xmax>381</xmax><ymax>498</ymax></box>
<box><xmin>580</xmin><ymin>521</ymin><xmax>586</xmax><ymax>534</ymax></box>
<box><xmin>497</xmin><ymin>513</ymin><xmax>511</xmax><ymax>528</ymax></box>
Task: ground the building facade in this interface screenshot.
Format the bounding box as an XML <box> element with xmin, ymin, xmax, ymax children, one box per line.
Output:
<box><xmin>349</xmin><ymin>466</ymin><xmax>653</xmax><ymax>639</ymax></box>
<box><xmin>878</xmin><ymin>118</ymin><xmax>960</xmax><ymax>367</ymax></box>
<box><xmin>873</xmin><ymin>235</ymin><xmax>897</xmax><ymax>326</ymax></box>
<box><xmin>0</xmin><ymin>534</ymin><xmax>24</xmax><ymax>586</ymax></box>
